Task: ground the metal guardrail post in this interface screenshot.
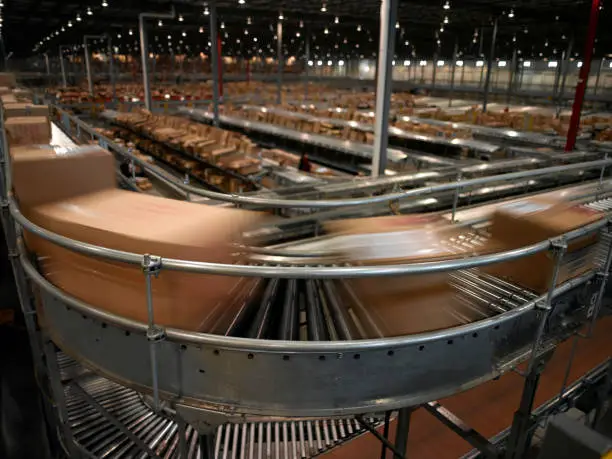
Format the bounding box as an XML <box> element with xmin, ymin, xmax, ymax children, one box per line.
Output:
<box><xmin>142</xmin><ymin>254</ymin><xmax>164</xmax><ymax>411</ymax></box>
<box><xmin>587</xmin><ymin>221</ymin><xmax>612</xmax><ymax>336</ymax></box>
<box><xmin>600</xmin><ymin>153</ymin><xmax>608</xmax><ymax>185</ymax></box>
<box><xmin>527</xmin><ymin>237</ymin><xmax>567</xmax><ymax>374</ymax></box>
<box><xmin>451</xmin><ymin>172</ymin><xmax>462</xmax><ymax>223</ymax></box>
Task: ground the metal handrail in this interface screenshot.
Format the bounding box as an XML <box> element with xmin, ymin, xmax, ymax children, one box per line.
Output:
<box><xmin>9</xmin><ymin>195</ymin><xmax>609</xmax><ymax>278</ymax></box>
<box><xmin>56</xmin><ymin>106</ymin><xmax>612</xmax><ymax>209</ymax></box>
<box><xmin>17</xmin><ymin>244</ymin><xmax>597</xmax><ymax>351</ymax></box>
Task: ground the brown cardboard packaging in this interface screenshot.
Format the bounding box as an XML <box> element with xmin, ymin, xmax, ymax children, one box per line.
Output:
<box><xmin>11</xmin><ymin>145</ymin><xmax>116</xmax><ymax>208</ymax></box>
<box><xmin>0</xmin><ymin>73</ymin><xmax>16</xmax><ymax>87</ymax></box>
<box><xmin>5</xmin><ymin>116</ymin><xmax>51</xmax><ymax>146</ymax></box>
<box><xmin>12</xmin><ymin>146</ymin><xmax>264</xmax><ymax>331</ymax></box>
<box><xmin>484</xmin><ymin>198</ymin><xmax>603</xmax><ymax>293</ymax></box>
<box><xmin>1</xmin><ymin>94</ymin><xmax>17</xmax><ymax>104</ymax></box>
<box><xmin>25</xmin><ymin>190</ymin><xmax>262</xmax><ymax>332</ymax></box>
<box><xmin>3</xmin><ymin>103</ymin><xmax>50</xmax><ymax>118</ymax></box>
<box><xmin>327</xmin><ymin>214</ymin><xmax>475</xmax><ymax>336</ymax></box>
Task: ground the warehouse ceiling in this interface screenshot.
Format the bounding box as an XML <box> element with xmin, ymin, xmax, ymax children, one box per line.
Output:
<box><xmin>2</xmin><ymin>0</ymin><xmax>610</xmax><ymax>61</ymax></box>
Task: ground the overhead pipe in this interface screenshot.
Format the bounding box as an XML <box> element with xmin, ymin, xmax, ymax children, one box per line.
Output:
<box><xmin>138</xmin><ymin>7</ymin><xmax>176</xmax><ymax>112</ymax></box>
<box><xmin>565</xmin><ymin>0</ymin><xmax>601</xmax><ymax>151</ymax></box>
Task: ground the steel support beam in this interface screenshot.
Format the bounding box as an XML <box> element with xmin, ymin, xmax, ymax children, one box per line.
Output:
<box><xmin>59</xmin><ymin>46</ymin><xmax>68</xmax><ymax>88</ymax></box>
<box><xmin>506</xmin><ymin>48</ymin><xmax>517</xmax><ymax>106</ymax></box>
<box><xmin>557</xmin><ymin>37</ymin><xmax>574</xmax><ymax>115</ymax></box>
<box><xmin>83</xmin><ymin>40</ymin><xmax>94</xmax><ymax>96</ymax></box>
<box><xmin>139</xmin><ymin>8</ymin><xmax>175</xmax><ymax>112</ymax></box>
<box><xmin>304</xmin><ymin>25</ymin><xmax>310</xmax><ymax>101</ymax></box>
<box><xmin>482</xmin><ymin>18</ymin><xmax>498</xmax><ymax>113</ymax></box>
<box><xmin>394</xmin><ymin>407</ymin><xmax>413</xmax><ymax>458</ymax></box>
<box><xmin>209</xmin><ymin>4</ymin><xmax>220</xmax><ymax>126</ymax></box>
<box><xmin>448</xmin><ymin>40</ymin><xmax>458</xmax><ymax>107</ymax></box>
<box><xmin>108</xmin><ymin>36</ymin><xmax>116</xmax><ymax>104</ymax></box>
<box><xmin>594</xmin><ymin>58</ymin><xmax>604</xmax><ymax>96</ymax></box>
<box><xmin>276</xmin><ymin>17</ymin><xmax>283</xmax><ymax>105</ymax></box>
<box><xmin>371</xmin><ymin>0</ymin><xmax>399</xmax><ymax>177</ymax></box>
<box><xmin>565</xmin><ymin>0</ymin><xmax>601</xmax><ymax>151</ymax></box>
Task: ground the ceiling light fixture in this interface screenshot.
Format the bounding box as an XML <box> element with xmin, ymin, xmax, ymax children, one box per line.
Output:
<box><xmin>178</xmin><ymin>14</ymin><xmax>184</xmax><ymax>21</ymax></box>
<box><xmin>199</xmin><ymin>27</ymin><xmax>204</xmax><ymax>33</ymax></box>
<box><xmin>443</xmin><ymin>1</ymin><xmax>450</xmax><ymax>10</ymax></box>
<box><xmin>324</xmin><ymin>27</ymin><xmax>329</xmax><ymax>34</ymax></box>
<box><xmin>357</xmin><ymin>24</ymin><xmax>362</xmax><ymax>31</ymax></box>
<box><xmin>158</xmin><ymin>20</ymin><xmax>163</xmax><ymax>26</ymax></box>
<box><xmin>334</xmin><ymin>16</ymin><xmax>339</xmax><ymax>24</ymax></box>
<box><xmin>508</xmin><ymin>9</ymin><xmax>514</xmax><ymax>18</ymax></box>
<box><xmin>87</xmin><ymin>7</ymin><xmax>93</xmax><ymax>16</ymax></box>
<box><xmin>102</xmin><ymin>0</ymin><xmax>108</xmax><ymax>6</ymax></box>
<box><xmin>320</xmin><ymin>3</ymin><xmax>327</xmax><ymax>12</ymax></box>
<box><xmin>443</xmin><ymin>16</ymin><xmax>449</xmax><ymax>24</ymax></box>
<box><xmin>203</xmin><ymin>6</ymin><xmax>209</xmax><ymax>15</ymax></box>
<box><xmin>221</xmin><ymin>22</ymin><xmax>225</xmax><ymax>29</ymax></box>
<box><xmin>279</xmin><ymin>12</ymin><xmax>284</xmax><ymax>20</ymax></box>
<box><xmin>76</xmin><ymin>14</ymin><xmax>82</xmax><ymax>22</ymax></box>
<box><xmin>395</xmin><ymin>21</ymin><xmax>400</xmax><ymax>29</ymax></box>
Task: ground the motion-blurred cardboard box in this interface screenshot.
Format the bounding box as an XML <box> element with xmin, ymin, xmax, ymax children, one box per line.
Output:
<box><xmin>12</xmin><ymin>146</ymin><xmax>263</xmax><ymax>332</ymax></box>
<box><xmin>327</xmin><ymin>214</ymin><xmax>484</xmax><ymax>336</ymax></box>
<box><xmin>485</xmin><ymin>198</ymin><xmax>603</xmax><ymax>293</ymax></box>
<box><xmin>5</xmin><ymin>116</ymin><xmax>51</xmax><ymax>146</ymax></box>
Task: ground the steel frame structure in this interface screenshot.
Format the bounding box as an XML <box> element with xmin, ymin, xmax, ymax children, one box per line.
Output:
<box><xmin>3</xmin><ymin>107</ymin><xmax>612</xmax><ymax>457</ymax></box>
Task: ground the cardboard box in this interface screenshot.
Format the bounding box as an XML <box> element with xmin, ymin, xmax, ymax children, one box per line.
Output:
<box><xmin>485</xmin><ymin>199</ymin><xmax>603</xmax><ymax>293</ymax></box>
<box><xmin>326</xmin><ymin>214</ymin><xmax>475</xmax><ymax>336</ymax></box>
<box><xmin>0</xmin><ymin>73</ymin><xmax>16</xmax><ymax>87</ymax></box>
<box><xmin>5</xmin><ymin>116</ymin><xmax>51</xmax><ymax>146</ymax></box>
<box><xmin>1</xmin><ymin>94</ymin><xmax>17</xmax><ymax>104</ymax></box>
<box><xmin>3</xmin><ymin>103</ymin><xmax>49</xmax><ymax>118</ymax></box>
<box><xmin>26</xmin><ymin>190</ymin><xmax>262</xmax><ymax>332</ymax></box>
<box><xmin>12</xmin><ymin>146</ymin><xmax>264</xmax><ymax>332</ymax></box>
<box><xmin>11</xmin><ymin>145</ymin><xmax>117</xmax><ymax>208</ymax></box>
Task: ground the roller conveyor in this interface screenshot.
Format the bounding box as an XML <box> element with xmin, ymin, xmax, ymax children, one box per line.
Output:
<box><xmin>236</xmin><ymin>104</ymin><xmax>502</xmax><ymax>155</ymax></box>
<box><xmin>57</xmin><ymin>354</ymin><xmax>385</xmax><ymax>459</ymax></box>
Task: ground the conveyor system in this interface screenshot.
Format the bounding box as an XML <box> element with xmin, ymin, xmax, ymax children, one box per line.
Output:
<box><xmin>5</xmin><ymin>108</ymin><xmax>612</xmax><ymax>459</ymax></box>
<box><xmin>178</xmin><ymin>107</ymin><xmax>470</xmax><ymax>174</ymax></box>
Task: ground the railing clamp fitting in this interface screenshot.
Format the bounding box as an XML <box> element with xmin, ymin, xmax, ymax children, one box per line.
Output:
<box><xmin>147</xmin><ymin>325</ymin><xmax>166</xmax><ymax>342</ymax></box>
<box><xmin>142</xmin><ymin>254</ymin><xmax>162</xmax><ymax>278</ymax></box>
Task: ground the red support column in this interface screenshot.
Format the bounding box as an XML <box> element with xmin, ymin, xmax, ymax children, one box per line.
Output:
<box><xmin>565</xmin><ymin>0</ymin><xmax>601</xmax><ymax>151</ymax></box>
<box><xmin>217</xmin><ymin>32</ymin><xmax>224</xmax><ymax>99</ymax></box>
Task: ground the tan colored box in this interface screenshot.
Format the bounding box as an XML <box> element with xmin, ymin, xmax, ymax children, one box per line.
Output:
<box><xmin>4</xmin><ymin>103</ymin><xmax>49</xmax><ymax>118</ymax></box>
<box><xmin>12</xmin><ymin>146</ymin><xmax>264</xmax><ymax>332</ymax></box>
<box><xmin>5</xmin><ymin>116</ymin><xmax>51</xmax><ymax>147</ymax></box>
<box><xmin>11</xmin><ymin>145</ymin><xmax>116</xmax><ymax>208</ymax></box>
<box><xmin>1</xmin><ymin>94</ymin><xmax>17</xmax><ymax>104</ymax></box>
<box><xmin>0</xmin><ymin>73</ymin><xmax>16</xmax><ymax>87</ymax></box>
<box><xmin>327</xmin><ymin>214</ymin><xmax>474</xmax><ymax>337</ymax></box>
<box><xmin>485</xmin><ymin>198</ymin><xmax>603</xmax><ymax>293</ymax></box>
